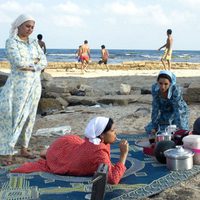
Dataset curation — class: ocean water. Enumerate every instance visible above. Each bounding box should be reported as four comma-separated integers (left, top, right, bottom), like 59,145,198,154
0,48,199,64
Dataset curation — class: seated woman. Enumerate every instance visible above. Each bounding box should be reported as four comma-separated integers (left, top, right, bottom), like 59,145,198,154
145,70,189,135
11,117,129,185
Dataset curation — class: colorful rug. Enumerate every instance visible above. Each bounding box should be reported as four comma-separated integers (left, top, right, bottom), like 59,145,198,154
1,133,200,200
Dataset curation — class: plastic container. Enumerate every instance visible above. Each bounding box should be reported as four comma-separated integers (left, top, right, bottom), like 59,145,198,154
183,135,200,165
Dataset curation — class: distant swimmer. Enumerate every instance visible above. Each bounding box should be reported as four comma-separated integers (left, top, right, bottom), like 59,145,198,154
98,45,109,72
37,34,46,54
80,40,90,73
158,29,173,70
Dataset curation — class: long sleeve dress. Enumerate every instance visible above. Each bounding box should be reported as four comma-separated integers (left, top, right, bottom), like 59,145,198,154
11,135,126,185
0,35,47,155
145,83,189,133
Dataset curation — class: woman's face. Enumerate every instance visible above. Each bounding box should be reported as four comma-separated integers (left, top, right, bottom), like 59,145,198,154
18,20,35,38
158,77,171,93
101,123,117,144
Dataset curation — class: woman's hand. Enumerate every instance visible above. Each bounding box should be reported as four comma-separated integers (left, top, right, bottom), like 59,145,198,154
151,129,157,134
119,139,129,165
34,58,40,64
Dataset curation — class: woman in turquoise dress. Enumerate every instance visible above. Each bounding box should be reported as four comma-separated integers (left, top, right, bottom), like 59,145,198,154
0,14,47,165
145,70,189,135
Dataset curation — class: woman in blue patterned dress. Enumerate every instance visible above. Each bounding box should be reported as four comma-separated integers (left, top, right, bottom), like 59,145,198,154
145,70,189,135
0,14,47,165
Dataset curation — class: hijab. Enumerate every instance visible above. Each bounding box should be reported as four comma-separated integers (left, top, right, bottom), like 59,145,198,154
10,14,35,37
84,117,109,145
156,70,176,99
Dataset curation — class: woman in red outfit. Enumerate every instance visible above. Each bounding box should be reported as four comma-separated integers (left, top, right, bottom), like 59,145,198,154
11,117,129,184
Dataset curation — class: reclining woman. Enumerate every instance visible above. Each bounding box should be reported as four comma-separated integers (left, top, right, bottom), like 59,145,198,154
11,117,129,184
145,70,189,135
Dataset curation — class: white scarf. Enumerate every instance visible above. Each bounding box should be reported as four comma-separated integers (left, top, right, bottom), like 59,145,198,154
84,117,109,145
10,14,35,37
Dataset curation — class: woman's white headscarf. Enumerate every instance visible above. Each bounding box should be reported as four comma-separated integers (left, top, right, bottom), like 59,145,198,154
156,70,176,99
84,117,109,145
10,14,35,37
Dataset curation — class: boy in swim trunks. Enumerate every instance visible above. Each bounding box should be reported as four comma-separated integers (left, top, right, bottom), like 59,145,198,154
98,45,109,71
158,29,173,70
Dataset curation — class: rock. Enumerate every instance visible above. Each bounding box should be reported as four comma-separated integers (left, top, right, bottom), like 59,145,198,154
78,84,94,96
98,95,138,106
78,84,92,92
184,82,200,103
38,98,63,114
65,96,97,106
141,88,151,94
56,97,69,107
41,72,53,81
133,107,150,118
120,83,131,95
43,79,71,93
71,89,86,96
42,91,60,98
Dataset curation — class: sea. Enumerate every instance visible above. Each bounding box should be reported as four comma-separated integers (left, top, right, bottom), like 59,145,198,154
0,49,199,64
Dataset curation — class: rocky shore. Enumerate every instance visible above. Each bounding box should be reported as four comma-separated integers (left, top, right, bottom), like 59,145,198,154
0,61,200,199
1,60,200,70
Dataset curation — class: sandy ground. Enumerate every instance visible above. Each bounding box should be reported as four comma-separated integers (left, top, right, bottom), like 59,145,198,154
1,68,200,199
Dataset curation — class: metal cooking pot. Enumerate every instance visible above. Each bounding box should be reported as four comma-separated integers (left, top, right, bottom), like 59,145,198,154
156,132,171,142
164,146,194,171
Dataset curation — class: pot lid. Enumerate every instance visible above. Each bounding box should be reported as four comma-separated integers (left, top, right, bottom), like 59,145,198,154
164,146,194,159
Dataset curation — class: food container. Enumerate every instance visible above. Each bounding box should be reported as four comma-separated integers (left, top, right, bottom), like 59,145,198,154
172,130,191,145
143,144,155,156
183,135,200,165
165,125,177,135
154,140,176,164
156,132,171,142
164,146,194,170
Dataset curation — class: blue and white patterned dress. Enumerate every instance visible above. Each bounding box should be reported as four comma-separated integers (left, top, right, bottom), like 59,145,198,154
145,83,189,133
0,35,47,155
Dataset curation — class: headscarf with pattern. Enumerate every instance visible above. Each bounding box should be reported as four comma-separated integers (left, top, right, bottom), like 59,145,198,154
155,70,176,99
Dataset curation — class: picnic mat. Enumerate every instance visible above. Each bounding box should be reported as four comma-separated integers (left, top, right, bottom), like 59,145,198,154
1,133,200,200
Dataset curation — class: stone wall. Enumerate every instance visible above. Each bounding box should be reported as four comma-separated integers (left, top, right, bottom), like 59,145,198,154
1,61,200,70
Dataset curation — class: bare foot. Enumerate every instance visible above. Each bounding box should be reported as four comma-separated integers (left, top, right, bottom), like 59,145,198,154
1,155,13,166
40,149,47,159
21,148,36,159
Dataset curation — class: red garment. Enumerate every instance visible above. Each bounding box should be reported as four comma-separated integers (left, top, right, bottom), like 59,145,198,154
11,135,126,184
80,54,89,62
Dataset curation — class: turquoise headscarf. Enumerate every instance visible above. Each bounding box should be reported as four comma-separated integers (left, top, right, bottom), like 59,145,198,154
155,70,176,99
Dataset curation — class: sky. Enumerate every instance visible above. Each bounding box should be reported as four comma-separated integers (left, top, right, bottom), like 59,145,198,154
0,0,199,50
